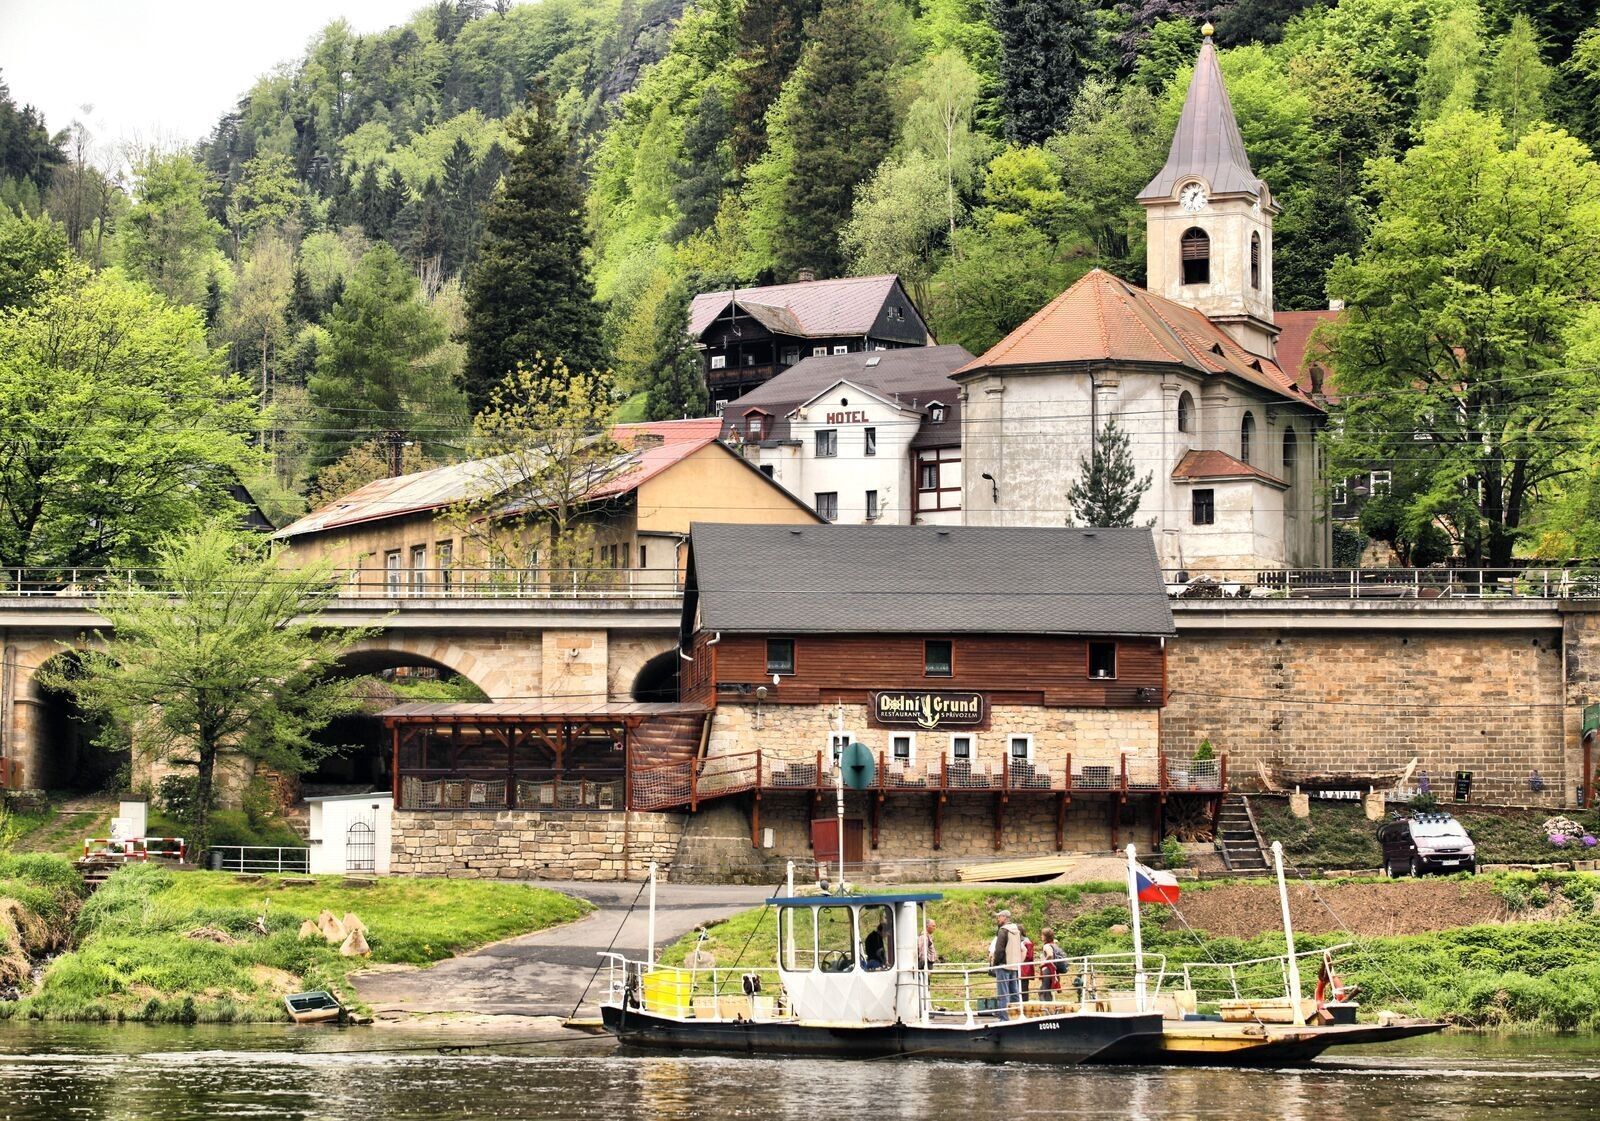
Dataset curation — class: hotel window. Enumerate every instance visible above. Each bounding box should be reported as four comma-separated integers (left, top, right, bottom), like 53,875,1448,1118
710,354,727,370
865,490,879,520
832,344,849,355
864,427,877,456
815,492,838,522
1088,641,1117,680
924,639,953,677
915,447,962,512
1181,227,1210,284
1192,488,1215,526
891,733,915,764
436,540,454,593
766,638,796,676
949,734,973,762
1332,478,1348,505
815,429,837,457
384,550,402,596
1240,410,1256,464
827,731,855,767
1371,470,1392,496
410,544,427,594
1009,735,1034,764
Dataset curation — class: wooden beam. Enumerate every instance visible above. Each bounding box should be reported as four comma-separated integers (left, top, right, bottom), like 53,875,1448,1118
1055,792,1067,852
870,794,881,850
933,794,944,851
993,793,1006,851
751,790,761,849
1109,798,1119,852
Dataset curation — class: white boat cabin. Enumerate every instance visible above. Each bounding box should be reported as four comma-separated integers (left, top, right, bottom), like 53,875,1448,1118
772,892,938,1024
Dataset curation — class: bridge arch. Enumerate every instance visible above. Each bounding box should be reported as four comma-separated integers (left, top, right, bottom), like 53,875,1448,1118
20,647,122,793
630,649,680,703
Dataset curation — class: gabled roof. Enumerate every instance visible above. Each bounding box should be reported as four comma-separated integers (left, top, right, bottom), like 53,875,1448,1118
276,420,730,540
689,275,908,339
954,269,1320,410
683,523,1175,637
1171,448,1287,488
718,345,972,445
1138,33,1264,203
1274,309,1340,400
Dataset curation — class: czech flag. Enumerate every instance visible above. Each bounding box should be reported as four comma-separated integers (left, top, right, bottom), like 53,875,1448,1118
1134,863,1181,905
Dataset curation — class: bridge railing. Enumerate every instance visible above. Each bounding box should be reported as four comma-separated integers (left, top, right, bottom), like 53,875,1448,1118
1164,567,1600,601
0,566,684,601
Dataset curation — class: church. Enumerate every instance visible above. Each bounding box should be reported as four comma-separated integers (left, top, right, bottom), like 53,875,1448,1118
956,27,1330,574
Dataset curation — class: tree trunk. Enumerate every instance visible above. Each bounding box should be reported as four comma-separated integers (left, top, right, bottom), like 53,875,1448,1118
194,742,217,858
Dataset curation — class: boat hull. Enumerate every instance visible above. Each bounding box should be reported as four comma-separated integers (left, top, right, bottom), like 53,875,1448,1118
600,1004,1165,1064
1089,1018,1448,1067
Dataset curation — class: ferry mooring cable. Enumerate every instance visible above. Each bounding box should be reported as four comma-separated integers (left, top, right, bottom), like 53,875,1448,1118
566,875,651,1022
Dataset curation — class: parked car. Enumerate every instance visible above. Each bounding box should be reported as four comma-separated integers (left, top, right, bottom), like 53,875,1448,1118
1376,813,1477,876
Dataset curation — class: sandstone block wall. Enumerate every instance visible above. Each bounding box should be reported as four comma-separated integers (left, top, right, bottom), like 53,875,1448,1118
1165,628,1570,805
391,809,685,881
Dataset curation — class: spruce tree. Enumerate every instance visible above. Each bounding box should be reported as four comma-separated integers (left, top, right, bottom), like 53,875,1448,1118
671,88,732,243
643,283,710,420
777,0,901,280
989,0,1093,146
1065,417,1152,527
462,92,606,415
729,0,823,170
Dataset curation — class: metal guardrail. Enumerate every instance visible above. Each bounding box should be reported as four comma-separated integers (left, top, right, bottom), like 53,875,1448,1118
208,845,310,873
0,567,683,601
1165,567,1600,600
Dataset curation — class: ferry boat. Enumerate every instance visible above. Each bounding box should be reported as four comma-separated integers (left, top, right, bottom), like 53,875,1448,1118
597,844,1445,1065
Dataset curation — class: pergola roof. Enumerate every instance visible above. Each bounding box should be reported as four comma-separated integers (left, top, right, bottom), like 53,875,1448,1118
379,701,707,722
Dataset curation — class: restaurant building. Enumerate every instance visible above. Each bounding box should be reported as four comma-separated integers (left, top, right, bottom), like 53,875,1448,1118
672,523,1224,860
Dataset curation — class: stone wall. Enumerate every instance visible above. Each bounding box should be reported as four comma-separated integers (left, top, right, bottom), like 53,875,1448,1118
1165,627,1571,805
391,809,685,881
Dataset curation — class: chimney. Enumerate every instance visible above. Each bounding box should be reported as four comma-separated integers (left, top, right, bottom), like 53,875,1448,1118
632,432,665,447
795,268,816,283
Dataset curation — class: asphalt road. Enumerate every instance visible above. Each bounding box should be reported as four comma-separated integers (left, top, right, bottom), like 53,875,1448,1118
351,881,771,1018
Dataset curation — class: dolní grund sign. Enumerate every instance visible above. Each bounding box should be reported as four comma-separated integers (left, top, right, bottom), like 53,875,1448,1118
871,690,986,730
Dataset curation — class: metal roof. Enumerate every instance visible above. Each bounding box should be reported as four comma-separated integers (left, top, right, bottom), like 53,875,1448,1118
379,701,708,720
685,523,1175,637
766,893,945,907
689,275,908,339
1138,34,1264,203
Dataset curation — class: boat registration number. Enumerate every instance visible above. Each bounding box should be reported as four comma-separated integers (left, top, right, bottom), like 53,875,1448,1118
1038,1023,1058,1030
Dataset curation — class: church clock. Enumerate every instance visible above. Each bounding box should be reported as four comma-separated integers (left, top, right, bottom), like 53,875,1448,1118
1179,183,1208,213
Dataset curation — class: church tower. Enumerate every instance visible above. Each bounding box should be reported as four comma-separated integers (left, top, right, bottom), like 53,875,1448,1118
1138,25,1278,359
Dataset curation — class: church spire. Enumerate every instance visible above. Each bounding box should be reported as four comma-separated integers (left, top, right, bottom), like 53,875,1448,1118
1138,26,1262,204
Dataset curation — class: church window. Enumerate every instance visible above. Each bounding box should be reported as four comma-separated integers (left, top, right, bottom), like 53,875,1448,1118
1177,391,1195,434
1250,232,1262,289
1240,411,1256,465
1282,426,1297,481
1181,228,1210,285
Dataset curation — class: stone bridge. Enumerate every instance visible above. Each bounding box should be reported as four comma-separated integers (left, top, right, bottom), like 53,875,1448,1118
4,587,1598,809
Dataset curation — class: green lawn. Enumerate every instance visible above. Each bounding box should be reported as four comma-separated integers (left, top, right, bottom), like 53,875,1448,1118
6,865,590,1022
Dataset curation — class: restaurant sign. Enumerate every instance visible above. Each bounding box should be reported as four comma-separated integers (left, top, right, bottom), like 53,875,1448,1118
871,691,986,730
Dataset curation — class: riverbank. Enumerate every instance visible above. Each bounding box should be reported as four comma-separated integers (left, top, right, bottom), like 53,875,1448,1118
0,855,85,995
662,873,1600,1031
0,864,590,1023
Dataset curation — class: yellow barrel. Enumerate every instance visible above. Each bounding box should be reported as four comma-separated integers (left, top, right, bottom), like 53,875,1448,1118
641,969,692,1016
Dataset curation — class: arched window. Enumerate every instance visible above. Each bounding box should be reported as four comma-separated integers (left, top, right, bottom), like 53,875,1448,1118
1240,411,1256,465
1177,391,1195,434
1181,227,1210,285
1282,426,1297,481
1250,232,1262,290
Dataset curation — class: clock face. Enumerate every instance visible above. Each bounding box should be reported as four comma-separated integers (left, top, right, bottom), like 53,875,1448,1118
1180,184,1208,213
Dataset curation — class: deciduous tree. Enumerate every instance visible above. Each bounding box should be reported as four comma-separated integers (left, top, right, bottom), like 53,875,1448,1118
119,152,224,307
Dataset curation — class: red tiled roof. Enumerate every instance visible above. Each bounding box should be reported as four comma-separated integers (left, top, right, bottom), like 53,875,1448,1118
1274,309,1340,400
614,417,724,442
1171,448,1286,487
688,275,903,339
954,268,1321,410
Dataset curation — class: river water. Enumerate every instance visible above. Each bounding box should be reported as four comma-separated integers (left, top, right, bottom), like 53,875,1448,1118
1,1026,1596,1120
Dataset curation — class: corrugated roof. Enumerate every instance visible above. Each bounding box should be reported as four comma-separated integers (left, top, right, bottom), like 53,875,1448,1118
379,701,707,720
689,275,905,339
718,345,972,446
954,269,1319,410
1139,34,1264,203
276,421,726,540
685,523,1174,637
1274,309,1340,400
1171,448,1286,487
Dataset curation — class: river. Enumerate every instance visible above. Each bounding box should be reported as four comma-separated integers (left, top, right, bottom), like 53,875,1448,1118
1,1027,1596,1120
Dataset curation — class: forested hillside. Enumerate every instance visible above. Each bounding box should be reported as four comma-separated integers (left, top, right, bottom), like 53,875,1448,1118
3,0,1600,562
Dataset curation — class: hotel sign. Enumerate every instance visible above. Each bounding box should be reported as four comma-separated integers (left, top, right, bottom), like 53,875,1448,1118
871,691,986,730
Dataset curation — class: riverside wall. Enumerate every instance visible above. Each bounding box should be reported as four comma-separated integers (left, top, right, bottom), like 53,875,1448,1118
389,809,685,881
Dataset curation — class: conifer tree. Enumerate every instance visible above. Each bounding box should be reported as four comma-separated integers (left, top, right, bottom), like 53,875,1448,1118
1065,416,1152,527
729,0,823,170
642,282,710,420
462,92,606,414
989,0,1093,146
671,88,732,243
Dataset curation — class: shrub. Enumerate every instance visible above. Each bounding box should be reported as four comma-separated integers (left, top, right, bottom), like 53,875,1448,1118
1193,739,1215,762
1160,836,1186,869
1410,792,1439,813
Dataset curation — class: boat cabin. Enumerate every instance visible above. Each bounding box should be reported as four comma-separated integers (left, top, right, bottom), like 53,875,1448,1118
771,892,940,1024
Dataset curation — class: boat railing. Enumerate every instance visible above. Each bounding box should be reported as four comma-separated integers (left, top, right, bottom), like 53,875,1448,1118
598,953,794,1021
924,953,1169,1021
1179,942,1355,1002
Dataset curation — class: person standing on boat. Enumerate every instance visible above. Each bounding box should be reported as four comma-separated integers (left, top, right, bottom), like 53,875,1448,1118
1019,928,1036,1002
1036,927,1062,1001
917,919,939,969
990,910,1023,1019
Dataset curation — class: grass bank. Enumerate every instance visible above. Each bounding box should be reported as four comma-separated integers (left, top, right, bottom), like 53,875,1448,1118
2,865,590,1023
0,854,86,989
664,873,1600,1032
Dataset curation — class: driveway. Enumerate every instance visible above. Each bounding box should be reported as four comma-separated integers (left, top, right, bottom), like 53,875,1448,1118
351,881,771,1019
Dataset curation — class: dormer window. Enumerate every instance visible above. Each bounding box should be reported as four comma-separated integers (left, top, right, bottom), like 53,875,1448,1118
1181,227,1210,285
930,404,945,423
746,412,768,440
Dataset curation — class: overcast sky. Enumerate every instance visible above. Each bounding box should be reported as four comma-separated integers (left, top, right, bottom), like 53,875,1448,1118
0,0,427,159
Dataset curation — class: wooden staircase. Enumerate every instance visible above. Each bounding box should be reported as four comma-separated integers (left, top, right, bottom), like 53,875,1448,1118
1217,794,1269,874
